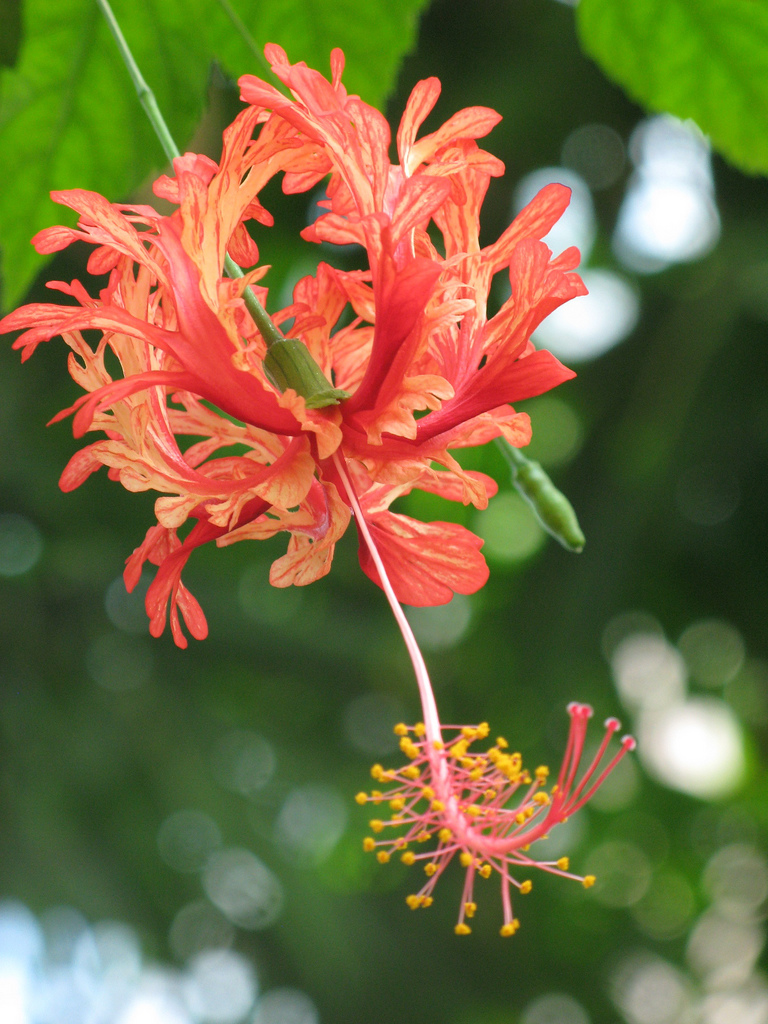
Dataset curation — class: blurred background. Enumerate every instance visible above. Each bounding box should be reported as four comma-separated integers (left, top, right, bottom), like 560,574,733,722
1,0,768,1022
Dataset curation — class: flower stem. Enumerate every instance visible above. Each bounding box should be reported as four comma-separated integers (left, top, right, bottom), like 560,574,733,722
332,453,441,744
95,0,346,408
496,439,585,553
95,0,180,163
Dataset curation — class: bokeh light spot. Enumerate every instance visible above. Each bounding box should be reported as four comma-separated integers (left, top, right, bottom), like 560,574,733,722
169,901,234,963
561,122,626,191
614,115,720,273
678,619,745,689
274,784,347,866
183,949,257,1024
210,731,276,799
631,870,696,940
611,633,687,711
638,698,746,799
586,840,652,908
687,909,764,988
157,811,222,874
602,611,664,663
611,954,692,1024
703,845,768,921
343,692,407,755
473,491,546,563
522,395,584,468
533,268,639,363
406,595,472,651
105,572,152,634
203,848,284,930
521,992,590,1024
252,988,320,1024
0,514,43,577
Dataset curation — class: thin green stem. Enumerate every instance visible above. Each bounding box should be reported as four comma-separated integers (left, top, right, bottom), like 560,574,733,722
95,0,346,406
95,0,180,163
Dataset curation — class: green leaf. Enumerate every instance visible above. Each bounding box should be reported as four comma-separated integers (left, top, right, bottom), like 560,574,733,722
0,0,429,311
0,0,23,68
576,0,768,176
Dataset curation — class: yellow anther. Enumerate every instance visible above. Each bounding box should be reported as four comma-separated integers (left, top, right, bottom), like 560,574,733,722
394,837,407,849
464,902,477,918
533,792,550,806
371,764,383,780
400,738,419,759
401,851,415,865
416,831,430,843
476,722,490,738
406,894,421,910
381,770,397,782
449,740,469,759
460,852,473,868
454,923,472,936
583,875,596,889
363,837,376,852
535,765,550,779
496,736,509,749
424,863,438,877
479,864,492,879
431,800,445,813
371,790,383,804
438,828,452,843
460,758,475,770
520,880,532,894
500,923,516,937
469,768,483,782
369,819,384,833
414,722,426,736
403,765,420,779
421,787,435,800
484,789,497,801
487,747,500,763
394,723,409,736
521,844,530,852
376,850,390,864
461,726,477,740
557,857,570,871
432,740,444,751
389,798,405,811
466,805,482,817
355,792,368,805
422,896,433,907
515,812,526,825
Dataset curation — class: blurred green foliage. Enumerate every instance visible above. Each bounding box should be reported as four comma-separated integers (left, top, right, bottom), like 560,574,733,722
0,0,428,309
1,1,768,1022
578,0,768,175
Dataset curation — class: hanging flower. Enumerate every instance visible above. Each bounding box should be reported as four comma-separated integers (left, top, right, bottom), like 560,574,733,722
333,452,635,937
356,707,635,936
1,46,585,645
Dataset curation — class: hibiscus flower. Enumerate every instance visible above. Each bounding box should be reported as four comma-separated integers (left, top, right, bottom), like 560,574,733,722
1,47,584,645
